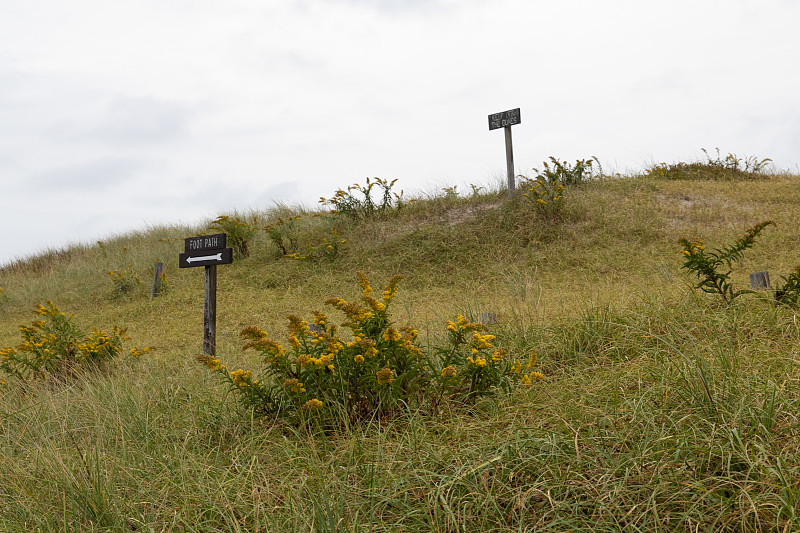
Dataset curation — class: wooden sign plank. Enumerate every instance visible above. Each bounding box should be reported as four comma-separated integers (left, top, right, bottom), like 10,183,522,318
178,248,233,268
488,108,521,130
185,233,227,253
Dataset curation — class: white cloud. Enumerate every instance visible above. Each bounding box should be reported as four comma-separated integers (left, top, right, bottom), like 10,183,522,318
0,0,799,265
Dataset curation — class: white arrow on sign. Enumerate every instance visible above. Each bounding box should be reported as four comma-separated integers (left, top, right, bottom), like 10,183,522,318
186,252,223,263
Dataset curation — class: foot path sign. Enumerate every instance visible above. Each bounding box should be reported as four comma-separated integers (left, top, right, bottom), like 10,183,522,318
178,233,234,356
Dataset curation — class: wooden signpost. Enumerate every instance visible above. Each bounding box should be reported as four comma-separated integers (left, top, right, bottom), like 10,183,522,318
179,233,234,356
488,108,521,197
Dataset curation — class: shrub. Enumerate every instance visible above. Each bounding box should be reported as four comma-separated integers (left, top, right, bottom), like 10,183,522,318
286,227,347,262
679,221,774,304
648,148,773,181
532,156,597,186
265,216,347,262
517,176,565,219
107,265,141,296
209,215,258,259
198,273,539,425
264,216,303,256
319,178,406,220
0,302,148,382
514,157,596,220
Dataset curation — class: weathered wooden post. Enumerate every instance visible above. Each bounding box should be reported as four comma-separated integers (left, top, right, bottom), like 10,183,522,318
179,233,233,356
204,264,217,355
480,312,497,325
750,271,770,290
488,108,521,197
150,261,164,300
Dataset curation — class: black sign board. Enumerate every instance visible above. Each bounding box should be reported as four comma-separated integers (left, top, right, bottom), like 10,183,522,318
185,233,227,253
488,108,521,130
179,247,233,268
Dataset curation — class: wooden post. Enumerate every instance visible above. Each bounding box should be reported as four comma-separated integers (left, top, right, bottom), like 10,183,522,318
150,261,164,300
504,126,515,197
750,271,770,290
204,264,217,356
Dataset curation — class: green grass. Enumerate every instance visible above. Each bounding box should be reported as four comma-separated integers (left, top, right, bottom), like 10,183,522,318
1,162,799,531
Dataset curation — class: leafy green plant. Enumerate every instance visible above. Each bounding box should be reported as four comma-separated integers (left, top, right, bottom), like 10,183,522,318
198,273,538,425
209,214,258,259
286,227,347,262
514,156,596,220
517,176,565,219
319,178,406,220
442,186,459,200
776,265,800,307
107,265,140,296
264,215,303,256
679,221,774,304
532,156,597,186
0,302,148,382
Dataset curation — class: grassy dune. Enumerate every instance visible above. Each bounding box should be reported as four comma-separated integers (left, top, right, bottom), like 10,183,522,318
1,166,799,531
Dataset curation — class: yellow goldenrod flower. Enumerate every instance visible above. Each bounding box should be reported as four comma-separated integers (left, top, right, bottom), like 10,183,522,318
376,367,395,385
230,369,253,388
303,398,323,410
383,328,401,342
354,354,365,363
441,365,457,378
197,354,225,372
525,350,538,369
357,271,373,296
283,378,306,395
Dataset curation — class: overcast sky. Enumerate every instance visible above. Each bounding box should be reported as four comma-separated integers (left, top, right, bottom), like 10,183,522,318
1,0,798,265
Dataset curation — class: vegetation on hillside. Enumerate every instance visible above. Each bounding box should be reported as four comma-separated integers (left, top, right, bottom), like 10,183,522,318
1,153,799,531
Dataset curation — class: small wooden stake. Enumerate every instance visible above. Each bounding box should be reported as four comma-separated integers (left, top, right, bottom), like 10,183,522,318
204,264,217,356
750,271,770,290
150,261,164,300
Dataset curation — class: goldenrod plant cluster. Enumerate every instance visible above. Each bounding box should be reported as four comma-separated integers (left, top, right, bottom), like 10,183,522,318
518,178,565,218
532,156,597,186
198,272,541,425
0,301,149,382
107,265,141,296
516,157,596,220
319,177,407,219
209,214,258,259
287,227,347,262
